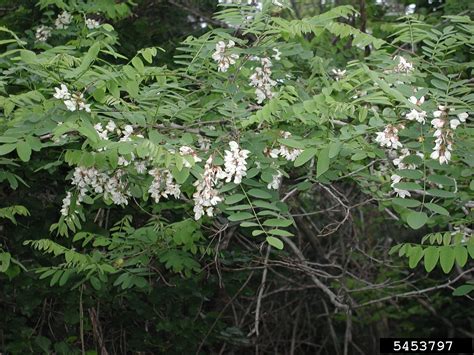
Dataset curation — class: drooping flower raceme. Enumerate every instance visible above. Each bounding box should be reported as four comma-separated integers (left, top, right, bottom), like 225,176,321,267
223,141,250,184
55,11,72,29
60,192,73,216
249,57,277,104
429,106,468,164
148,169,181,203
375,124,403,149
212,40,239,72
193,156,226,220
71,166,131,206
35,25,52,42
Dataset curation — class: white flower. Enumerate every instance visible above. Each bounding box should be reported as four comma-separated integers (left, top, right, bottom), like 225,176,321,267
35,25,52,42
405,109,427,124
60,192,72,216
269,148,280,159
279,146,302,161
409,96,425,105
449,112,468,129
197,135,211,151
267,131,302,161
394,56,414,73
123,125,133,135
223,141,250,184
148,169,181,203
94,123,109,140
392,148,415,170
179,146,202,168
106,120,116,132
255,88,266,103
134,161,147,174
63,99,77,112
119,125,134,141
71,166,130,205
53,84,70,100
450,119,461,130
457,112,468,121
193,156,225,220
267,171,282,190
390,174,411,198
431,118,445,128
63,92,91,112
429,105,455,165
331,68,346,81
212,40,239,72
249,57,277,103
85,18,100,29
272,48,281,60
55,11,72,29
118,156,130,166
375,125,403,149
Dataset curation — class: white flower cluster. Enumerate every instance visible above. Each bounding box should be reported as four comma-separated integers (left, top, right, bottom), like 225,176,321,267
193,156,227,220
392,148,424,170
389,149,425,198
85,18,100,29
390,174,411,199
148,169,181,203
93,121,136,142
55,11,72,29
393,56,414,73
331,68,346,81
35,25,52,42
179,146,202,167
269,131,302,161
212,40,239,72
217,0,282,8
223,141,250,184
61,192,74,216
375,124,403,149
249,57,277,104
134,161,147,174
71,166,131,206
272,48,281,60
218,0,262,7
267,171,282,190
405,96,427,124
53,84,91,112
430,106,468,164
197,135,211,151
94,122,113,140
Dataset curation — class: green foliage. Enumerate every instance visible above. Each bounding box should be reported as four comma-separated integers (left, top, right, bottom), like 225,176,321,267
0,0,472,353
